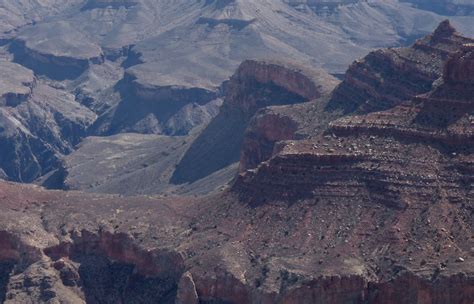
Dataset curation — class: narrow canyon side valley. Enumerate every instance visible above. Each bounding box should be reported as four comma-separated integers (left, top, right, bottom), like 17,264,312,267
0,1,473,303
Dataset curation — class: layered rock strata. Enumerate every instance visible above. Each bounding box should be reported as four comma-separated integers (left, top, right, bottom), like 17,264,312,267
236,31,473,207
171,60,339,184
327,20,473,114
10,22,103,80
0,21,473,304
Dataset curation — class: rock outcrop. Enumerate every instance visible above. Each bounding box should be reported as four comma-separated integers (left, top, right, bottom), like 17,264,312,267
444,43,474,84
239,110,299,172
0,183,187,303
171,60,339,184
327,20,473,114
175,272,199,304
235,24,474,207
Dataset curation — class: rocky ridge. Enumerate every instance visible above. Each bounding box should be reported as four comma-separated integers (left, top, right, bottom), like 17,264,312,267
90,69,220,136
170,59,339,184
327,20,473,114
236,22,473,205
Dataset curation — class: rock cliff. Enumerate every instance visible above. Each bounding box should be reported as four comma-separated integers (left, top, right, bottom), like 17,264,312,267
239,111,299,172
10,22,103,80
327,20,473,114
171,60,339,184
236,24,473,207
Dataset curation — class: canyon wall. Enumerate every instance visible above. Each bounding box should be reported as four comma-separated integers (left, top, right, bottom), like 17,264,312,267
171,60,339,184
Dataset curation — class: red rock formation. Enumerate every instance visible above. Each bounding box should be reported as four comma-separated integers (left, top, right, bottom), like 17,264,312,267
240,111,298,172
45,230,185,278
231,23,473,302
235,29,473,207
327,20,473,113
171,59,339,184
233,60,338,103
444,43,474,85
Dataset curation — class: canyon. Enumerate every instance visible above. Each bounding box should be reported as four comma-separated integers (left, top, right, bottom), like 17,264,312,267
0,0,473,303
0,0,474,190
0,20,472,303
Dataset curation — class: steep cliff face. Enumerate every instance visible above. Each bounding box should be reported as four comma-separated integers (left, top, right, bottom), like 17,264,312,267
240,111,299,172
327,20,473,114
0,184,188,303
229,60,337,103
3,231,184,303
226,27,474,302
10,22,103,80
171,60,339,184
235,26,473,206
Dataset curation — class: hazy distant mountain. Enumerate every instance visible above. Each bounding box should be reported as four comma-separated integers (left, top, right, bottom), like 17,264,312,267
402,0,474,15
